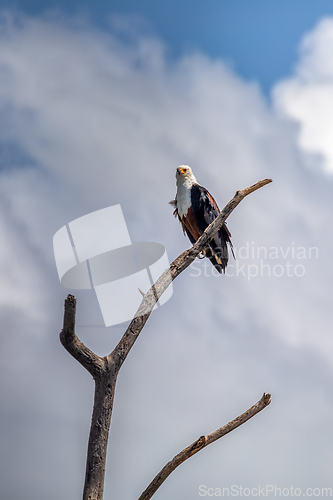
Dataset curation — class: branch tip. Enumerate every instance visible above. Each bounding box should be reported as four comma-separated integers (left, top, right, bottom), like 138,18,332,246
65,293,76,309
262,393,271,405
240,178,273,197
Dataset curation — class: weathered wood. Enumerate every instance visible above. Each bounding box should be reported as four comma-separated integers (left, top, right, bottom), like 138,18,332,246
60,295,105,378
138,393,271,500
59,178,272,500
83,367,117,500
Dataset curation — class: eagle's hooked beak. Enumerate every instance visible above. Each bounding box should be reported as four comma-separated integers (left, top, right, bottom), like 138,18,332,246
177,167,186,175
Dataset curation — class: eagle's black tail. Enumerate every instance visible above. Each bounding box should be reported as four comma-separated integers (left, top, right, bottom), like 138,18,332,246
206,223,234,274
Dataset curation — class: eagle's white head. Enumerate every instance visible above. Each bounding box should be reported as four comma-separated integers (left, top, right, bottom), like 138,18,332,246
176,165,197,189
175,165,198,217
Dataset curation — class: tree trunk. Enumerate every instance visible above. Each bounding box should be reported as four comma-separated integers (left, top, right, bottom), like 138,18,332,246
83,364,117,500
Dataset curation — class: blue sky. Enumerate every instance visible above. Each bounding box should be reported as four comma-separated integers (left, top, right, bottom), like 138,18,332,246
1,3,333,500
4,0,333,91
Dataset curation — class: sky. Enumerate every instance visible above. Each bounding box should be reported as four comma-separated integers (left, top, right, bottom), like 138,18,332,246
4,0,333,92
0,2,333,500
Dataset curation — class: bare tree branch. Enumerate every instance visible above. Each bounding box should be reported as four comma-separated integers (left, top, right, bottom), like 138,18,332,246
138,393,271,500
60,294,105,378
109,178,272,369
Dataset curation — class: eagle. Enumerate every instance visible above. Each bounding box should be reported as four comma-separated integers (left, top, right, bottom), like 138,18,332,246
170,165,234,273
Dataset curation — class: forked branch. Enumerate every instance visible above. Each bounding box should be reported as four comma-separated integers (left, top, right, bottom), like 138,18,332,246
138,393,271,500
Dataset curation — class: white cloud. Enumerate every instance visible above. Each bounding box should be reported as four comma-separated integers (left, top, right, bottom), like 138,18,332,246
274,17,333,174
0,11,332,500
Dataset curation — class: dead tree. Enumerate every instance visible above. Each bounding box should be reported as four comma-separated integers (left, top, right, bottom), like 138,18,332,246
60,179,272,500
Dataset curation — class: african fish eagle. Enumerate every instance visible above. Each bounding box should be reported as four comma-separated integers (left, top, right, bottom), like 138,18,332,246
170,165,234,273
